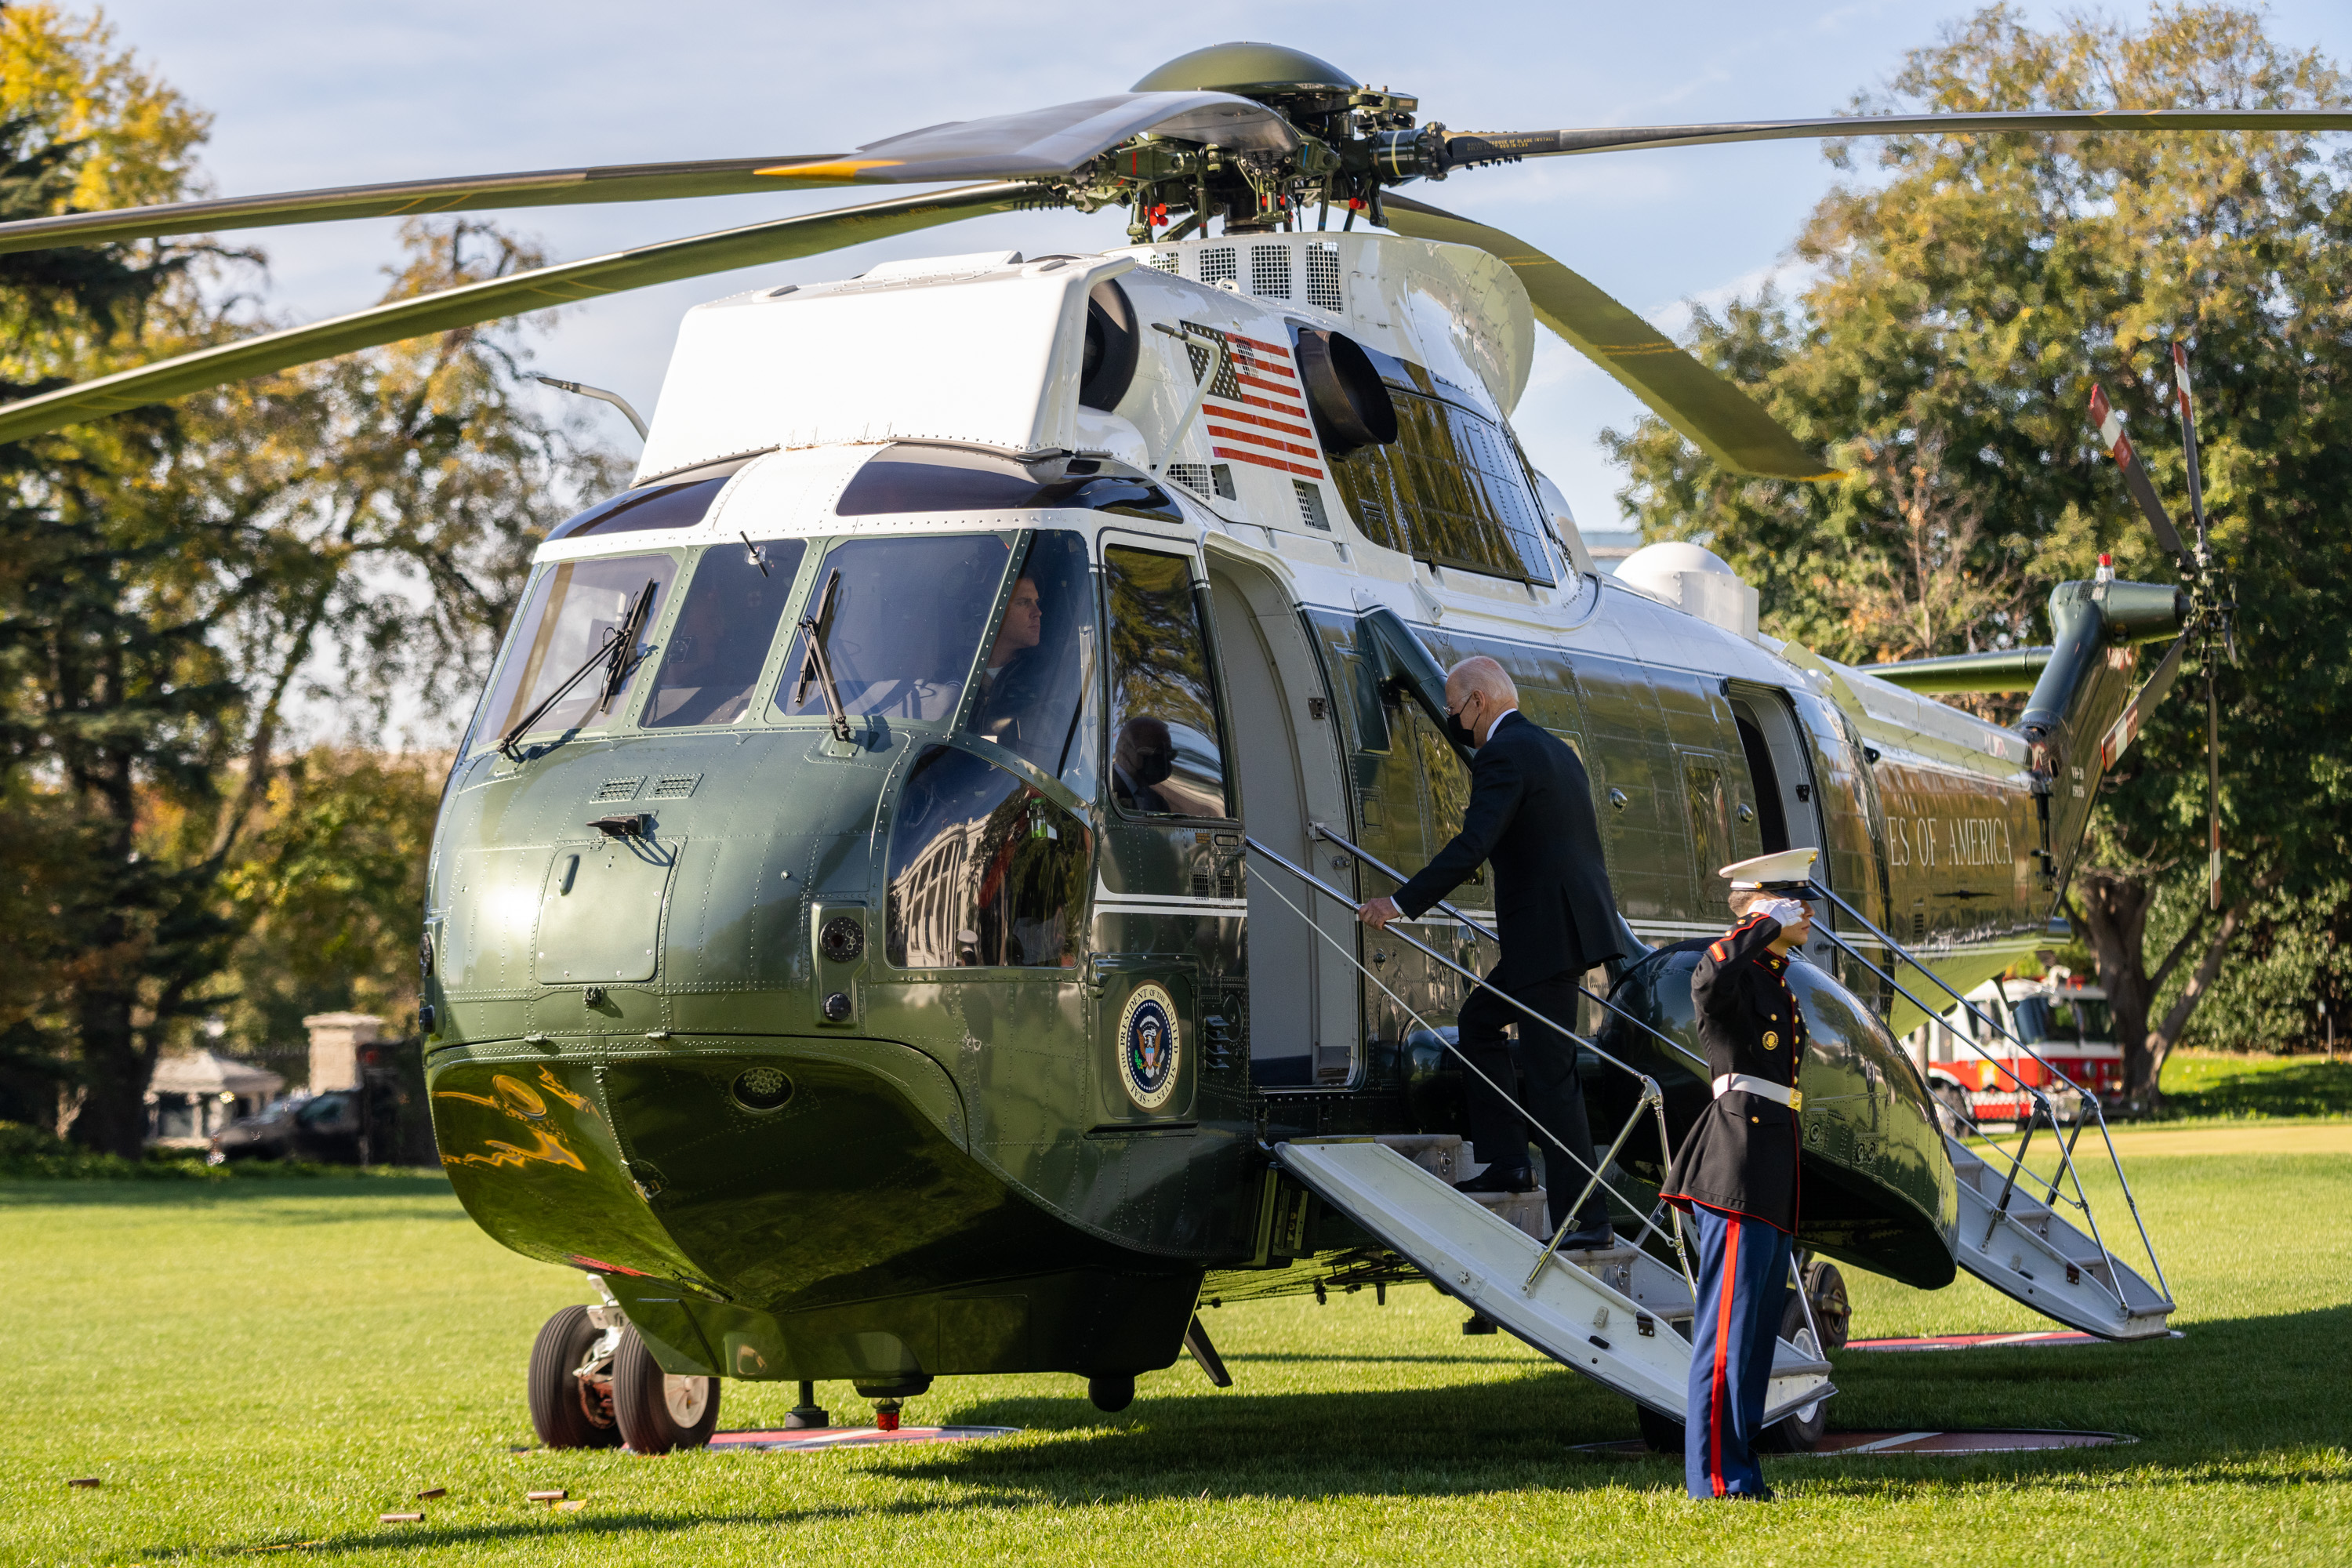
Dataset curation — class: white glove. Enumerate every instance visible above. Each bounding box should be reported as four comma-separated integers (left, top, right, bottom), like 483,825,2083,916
1754,897,1809,927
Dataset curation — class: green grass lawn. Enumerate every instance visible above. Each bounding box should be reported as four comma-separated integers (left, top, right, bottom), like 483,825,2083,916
5,1149,2347,1566
2158,1050,2352,1123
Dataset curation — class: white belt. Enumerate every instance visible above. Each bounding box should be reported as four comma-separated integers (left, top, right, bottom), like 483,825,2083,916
1715,1073,1802,1112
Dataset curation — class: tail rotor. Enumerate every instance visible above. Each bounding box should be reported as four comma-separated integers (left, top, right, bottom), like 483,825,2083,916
2087,343,2237,911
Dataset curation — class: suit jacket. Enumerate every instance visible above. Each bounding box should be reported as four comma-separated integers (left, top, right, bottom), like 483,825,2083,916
1659,912,1806,1232
1392,710,1626,986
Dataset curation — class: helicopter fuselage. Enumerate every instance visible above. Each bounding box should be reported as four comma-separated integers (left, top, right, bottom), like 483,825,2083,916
421,231,2162,1390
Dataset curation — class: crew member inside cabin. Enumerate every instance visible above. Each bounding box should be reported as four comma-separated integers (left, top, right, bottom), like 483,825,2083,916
971,575,1045,742
1356,655,1625,1248
1659,850,1815,1502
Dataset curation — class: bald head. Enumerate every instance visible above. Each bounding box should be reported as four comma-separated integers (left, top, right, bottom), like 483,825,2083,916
1443,656,1519,746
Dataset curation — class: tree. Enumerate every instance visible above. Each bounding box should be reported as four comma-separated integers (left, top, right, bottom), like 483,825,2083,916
0,8,624,1150
1603,4,2352,1102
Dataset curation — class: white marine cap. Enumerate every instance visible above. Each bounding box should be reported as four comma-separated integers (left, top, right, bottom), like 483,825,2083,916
1718,848,1820,891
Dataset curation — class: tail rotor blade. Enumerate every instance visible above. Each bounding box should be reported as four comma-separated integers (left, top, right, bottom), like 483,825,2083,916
2206,660,2223,911
2171,343,2209,547
2089,383,2197,576
2096,633,2190,771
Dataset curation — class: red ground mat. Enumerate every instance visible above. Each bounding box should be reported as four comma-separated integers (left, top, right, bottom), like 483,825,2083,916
1846,1330,2107,1352
1577,1428,2132,1457
707,1425,1018,1452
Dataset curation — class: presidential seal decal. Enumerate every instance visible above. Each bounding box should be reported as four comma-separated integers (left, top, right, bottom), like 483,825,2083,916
1118,983,1181,1111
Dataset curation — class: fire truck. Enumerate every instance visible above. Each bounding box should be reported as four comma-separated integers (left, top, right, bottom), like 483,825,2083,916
1909,971,2122,1129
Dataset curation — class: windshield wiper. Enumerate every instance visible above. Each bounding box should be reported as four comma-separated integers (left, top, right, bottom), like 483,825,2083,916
496,579,658,761
793,568,854,742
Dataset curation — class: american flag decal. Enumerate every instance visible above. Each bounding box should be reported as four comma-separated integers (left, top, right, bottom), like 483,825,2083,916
1179,323,1327,481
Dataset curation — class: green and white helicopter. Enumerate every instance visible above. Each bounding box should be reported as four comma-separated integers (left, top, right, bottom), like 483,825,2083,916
3,40,2311,1454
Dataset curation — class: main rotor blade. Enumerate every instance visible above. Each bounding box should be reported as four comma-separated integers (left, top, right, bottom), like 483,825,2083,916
2089,383,2196,575
1380,193,1836,481
0,91,1292,256
2096,634,2190,771
0,182,1032,446
0,153,851,256
1443,107,2352,164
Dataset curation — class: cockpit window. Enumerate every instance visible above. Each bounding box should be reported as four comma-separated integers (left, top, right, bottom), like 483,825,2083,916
475,554,677,750
1103,546,1231,819
962,530,1098,793
837,444,1181,522
774,533,1013,725
546,475,729,543
643,539,808,728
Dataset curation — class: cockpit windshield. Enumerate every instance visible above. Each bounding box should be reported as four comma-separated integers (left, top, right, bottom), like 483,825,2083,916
475,554,677,750
775,534,1016,725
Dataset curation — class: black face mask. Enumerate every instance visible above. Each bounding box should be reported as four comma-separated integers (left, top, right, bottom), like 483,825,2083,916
1444,710,1476,750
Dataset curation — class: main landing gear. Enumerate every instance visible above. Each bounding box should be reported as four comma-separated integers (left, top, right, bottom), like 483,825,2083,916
528,1305,720,1454
1633,1257,1849,1456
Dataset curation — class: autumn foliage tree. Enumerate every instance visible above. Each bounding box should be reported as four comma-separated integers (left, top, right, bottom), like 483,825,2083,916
0,6,622,1151
1604,4,2352,1100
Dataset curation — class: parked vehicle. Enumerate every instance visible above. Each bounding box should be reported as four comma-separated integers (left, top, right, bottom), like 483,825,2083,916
1909,969,2119,1128
205,1091,364,1164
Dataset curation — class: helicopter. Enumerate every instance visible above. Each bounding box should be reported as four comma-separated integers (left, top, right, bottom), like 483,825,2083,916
0,40,2321,1456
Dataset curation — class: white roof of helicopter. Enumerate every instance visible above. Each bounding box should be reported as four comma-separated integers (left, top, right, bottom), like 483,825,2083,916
573,226,2031,786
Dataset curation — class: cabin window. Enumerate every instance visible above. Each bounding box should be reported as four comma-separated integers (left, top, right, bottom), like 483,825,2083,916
884,745,1090,969
1103,546,1232,819
476,553,678,749
775,533,1014,724
1325,393,1557,586
961,530,1098,793
546,475,731,542
642,539,808,728
837,443,1181,522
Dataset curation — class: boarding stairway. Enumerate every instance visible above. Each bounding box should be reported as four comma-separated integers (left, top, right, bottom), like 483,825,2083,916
1245,836,1835,1431
1788,881,2178,1341
1278,1132,1833,1429
1246,824,2173,1398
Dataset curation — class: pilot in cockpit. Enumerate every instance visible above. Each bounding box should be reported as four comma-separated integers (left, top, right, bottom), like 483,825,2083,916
971,575,1046,745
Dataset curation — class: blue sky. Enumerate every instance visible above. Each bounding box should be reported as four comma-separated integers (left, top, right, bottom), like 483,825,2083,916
83,0,2352,532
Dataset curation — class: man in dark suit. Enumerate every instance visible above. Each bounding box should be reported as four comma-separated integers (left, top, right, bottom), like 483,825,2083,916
1357,655,1626,1247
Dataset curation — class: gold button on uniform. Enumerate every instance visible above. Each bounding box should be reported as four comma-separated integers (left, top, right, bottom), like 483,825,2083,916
1762,1030,1779,1050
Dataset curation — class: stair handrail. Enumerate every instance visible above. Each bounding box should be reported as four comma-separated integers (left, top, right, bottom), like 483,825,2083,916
1799,880,2172,1311
1305,822,1709,1073
1242,837,1693,1290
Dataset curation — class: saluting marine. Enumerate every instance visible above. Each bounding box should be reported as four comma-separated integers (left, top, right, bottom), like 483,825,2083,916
1660,848,1818,1502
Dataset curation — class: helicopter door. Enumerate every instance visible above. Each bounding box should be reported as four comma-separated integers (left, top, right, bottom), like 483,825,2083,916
1094,540,1243,1129
1207,555,1359,1088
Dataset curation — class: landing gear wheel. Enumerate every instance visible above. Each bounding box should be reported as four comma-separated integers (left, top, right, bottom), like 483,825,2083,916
1802,1260,1851,1352
1087,1373,1135,1413
1759,1293,1829,1453
528,1305,622,1450
1635,1403,1685,1454
609,1324,720,1453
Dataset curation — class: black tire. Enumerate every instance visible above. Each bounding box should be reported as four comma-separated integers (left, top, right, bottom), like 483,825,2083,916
528,1305,622,1450
1635,1403,1686,1454
1804,1261,1852,1352
609,1324,720,1453
1087,1373,1135,1413
1759,1291,1830,1452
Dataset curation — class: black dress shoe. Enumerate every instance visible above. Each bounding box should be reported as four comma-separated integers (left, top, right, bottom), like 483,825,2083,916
1553,1222,1617,1252
1457,1164,1535,1194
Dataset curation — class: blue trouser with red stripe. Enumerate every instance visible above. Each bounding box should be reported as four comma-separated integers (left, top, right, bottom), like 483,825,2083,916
1684,1203,1793,1500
